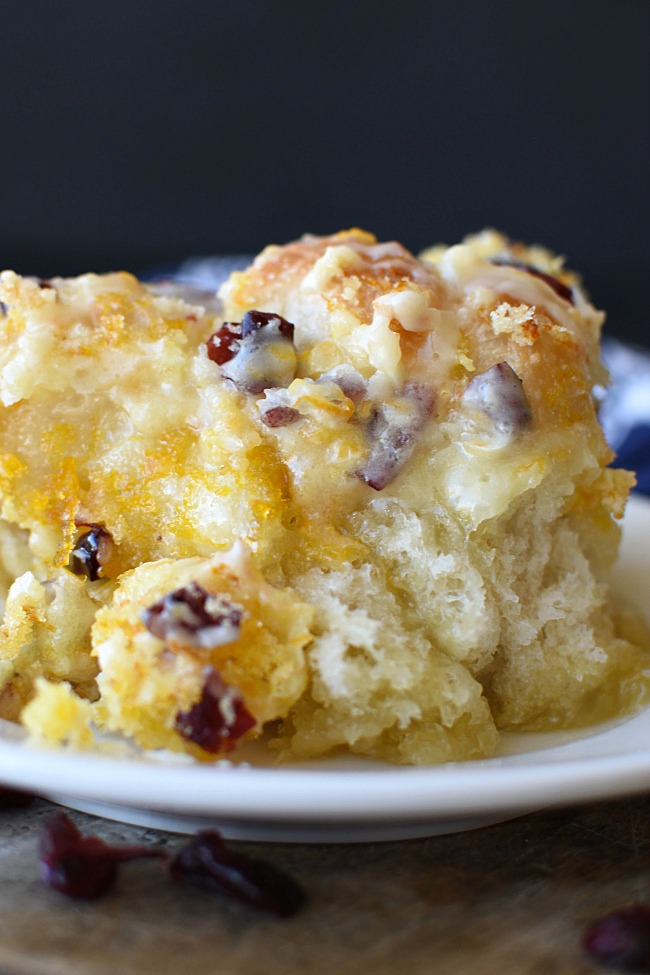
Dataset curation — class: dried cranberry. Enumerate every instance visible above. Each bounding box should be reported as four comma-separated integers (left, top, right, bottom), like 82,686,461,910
0,786,35,809
39,812,165,899
357,384,435,491
141,582,243,649
170,830,305,917
260,406,301,428
206,312,294,370
583,905,650,972
490,258,574,304
208,310,298,395
175,667,255,753
240,310,294,341
68,525,112,582
206,322,242,365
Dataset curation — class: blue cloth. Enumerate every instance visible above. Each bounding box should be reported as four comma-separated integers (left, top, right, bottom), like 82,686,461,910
601,340,650,496
615,424,650,495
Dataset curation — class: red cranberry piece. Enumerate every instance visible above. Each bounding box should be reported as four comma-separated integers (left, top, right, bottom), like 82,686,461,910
583,905,650,972
260,406,301,428
26,276,56,292
357,384,436,491
175,667,256,753
490,258,574,304
68,525,112,582
39,812,165,899
207,310,297,394
170,830,305,917
206,322,242,365
141,582,243,649
0,786,35,809
240,310,294,341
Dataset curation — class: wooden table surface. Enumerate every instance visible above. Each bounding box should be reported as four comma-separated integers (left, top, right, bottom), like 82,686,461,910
0,794,647,975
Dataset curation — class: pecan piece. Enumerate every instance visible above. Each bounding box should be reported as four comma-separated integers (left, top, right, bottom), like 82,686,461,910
260,406,302,428
462,361,532,442
357,384,436,491
490,258,574,304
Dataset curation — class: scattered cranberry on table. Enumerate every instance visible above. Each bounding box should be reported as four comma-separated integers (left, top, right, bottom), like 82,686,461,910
39,811,166,899
583,905,650,973
170,830,306,917
37,813,306,916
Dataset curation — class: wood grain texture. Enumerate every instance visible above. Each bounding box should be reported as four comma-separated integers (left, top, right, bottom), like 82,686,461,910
0,796,647,975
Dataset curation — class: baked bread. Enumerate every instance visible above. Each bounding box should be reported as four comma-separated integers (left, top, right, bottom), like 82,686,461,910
0,230,648,764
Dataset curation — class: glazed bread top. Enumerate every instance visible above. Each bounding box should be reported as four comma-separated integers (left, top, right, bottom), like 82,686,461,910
0,230,645,763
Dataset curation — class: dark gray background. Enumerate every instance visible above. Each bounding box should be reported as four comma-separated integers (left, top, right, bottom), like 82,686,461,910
1,1,648,346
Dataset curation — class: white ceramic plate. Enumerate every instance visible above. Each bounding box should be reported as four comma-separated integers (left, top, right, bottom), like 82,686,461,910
0,495,649,843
